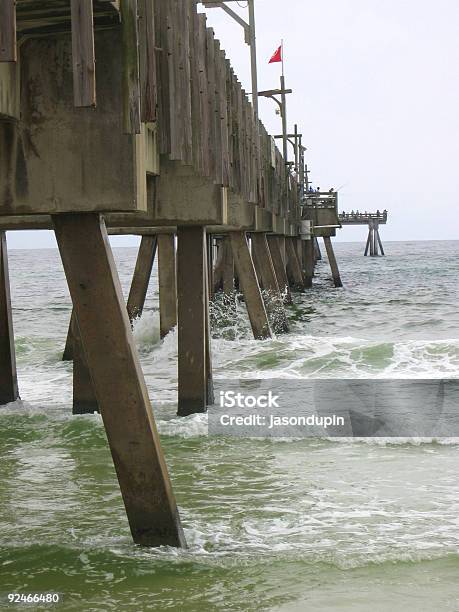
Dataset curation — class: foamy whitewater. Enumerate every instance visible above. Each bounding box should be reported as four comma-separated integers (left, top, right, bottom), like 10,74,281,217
1,240,458,611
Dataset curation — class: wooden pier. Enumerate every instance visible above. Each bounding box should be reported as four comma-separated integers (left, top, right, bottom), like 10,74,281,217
339,211,388,256
0,0,344,547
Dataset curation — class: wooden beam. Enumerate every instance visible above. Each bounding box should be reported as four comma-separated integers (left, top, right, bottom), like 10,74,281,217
0,0,16,63
70,0,96,107
0,232,19,405
177,226,207,416
157,234,177,339
138,0,157,122
229,232,271,340
52,213,185,548
127,235,157,322
121,0,141,133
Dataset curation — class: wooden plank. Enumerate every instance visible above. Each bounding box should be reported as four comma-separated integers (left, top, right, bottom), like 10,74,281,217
180,0,192,164
70,0,96,107
0,232,19,405
189,1,202,174
138,0,157,122
229,232,271,340
121,0,141,133
167,0,180,159
53,213,186,548
155,0,171,154
219,49,230,186
0,0,16,62
127,235,157,321
197,14,211,176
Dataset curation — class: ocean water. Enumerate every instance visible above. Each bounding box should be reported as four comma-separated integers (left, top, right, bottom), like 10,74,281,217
1,239,458,611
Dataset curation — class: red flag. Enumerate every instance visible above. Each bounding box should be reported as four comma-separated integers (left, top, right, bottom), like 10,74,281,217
269,45,282,64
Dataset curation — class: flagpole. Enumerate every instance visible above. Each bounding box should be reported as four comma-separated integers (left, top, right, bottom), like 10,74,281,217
281,38,284,78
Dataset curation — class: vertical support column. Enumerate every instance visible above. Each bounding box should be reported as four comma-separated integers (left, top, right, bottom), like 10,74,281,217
0,0,16,62
314,237,322,261
267,235,292,304
229,232,271,340
177,226,207,417
70,0,96,107
285,237,304,290
252,234,289,333
72,315,99,415
52,213,185,548
63,310,75,361
376,230,385,256
277,235,287,271
0,232,19,405
157,234,177,339
323,236,343,288
127,235,157,322
204,239,214,406
207,234,214,300
221,237,235,294
364,229,371,257
370,226,375,257
303,238,315,289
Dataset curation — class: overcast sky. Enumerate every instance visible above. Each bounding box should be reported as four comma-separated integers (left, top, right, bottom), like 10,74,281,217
7,0,459,248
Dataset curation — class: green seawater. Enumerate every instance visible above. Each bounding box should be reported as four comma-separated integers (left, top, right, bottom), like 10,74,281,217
1,240,459,611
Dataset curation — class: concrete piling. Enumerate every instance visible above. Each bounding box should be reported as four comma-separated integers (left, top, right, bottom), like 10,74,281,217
252,233,289,333
229,232,271,340
0,232,19,406
127,235,158,322
286,237,304,290
267,235,292,304
323,236,343,288
157,234,177,339
177,226,208,417
53,213,186,548
72,315,99,415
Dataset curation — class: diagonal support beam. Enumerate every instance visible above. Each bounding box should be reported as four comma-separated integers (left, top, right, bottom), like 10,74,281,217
53,213,185,548
127,235,158,322
229,232,271,340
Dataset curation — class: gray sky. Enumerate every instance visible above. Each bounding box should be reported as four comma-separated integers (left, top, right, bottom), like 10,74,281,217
7,0,459,248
